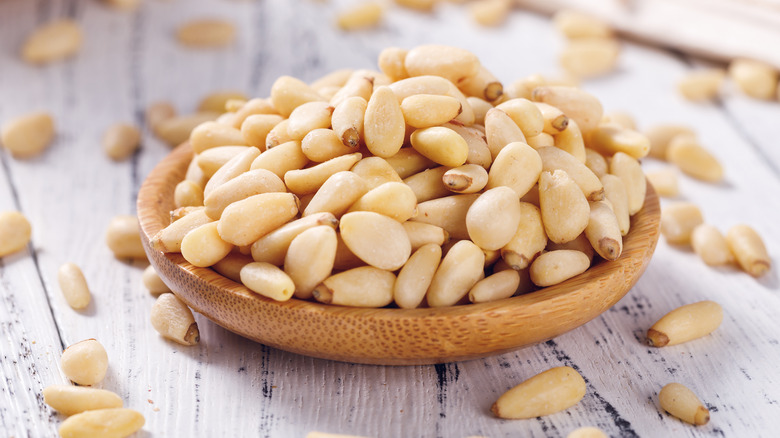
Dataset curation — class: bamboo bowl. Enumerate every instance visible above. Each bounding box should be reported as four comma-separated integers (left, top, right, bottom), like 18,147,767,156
138,143,661,365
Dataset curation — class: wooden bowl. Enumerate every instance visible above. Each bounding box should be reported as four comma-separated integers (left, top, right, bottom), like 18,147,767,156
138,143,661,365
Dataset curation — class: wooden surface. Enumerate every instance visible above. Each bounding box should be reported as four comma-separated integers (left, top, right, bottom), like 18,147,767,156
1,0,779,437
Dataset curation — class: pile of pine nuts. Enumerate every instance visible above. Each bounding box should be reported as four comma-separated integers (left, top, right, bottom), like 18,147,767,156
150,44,651,309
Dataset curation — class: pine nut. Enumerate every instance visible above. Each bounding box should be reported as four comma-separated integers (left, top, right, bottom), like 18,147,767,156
284,153,361,195
445,122,492,169
484,108,527,159
174,180,203,209
241,114,285,149
559,38,620,79
427,240,485,307
61,339,108,386
486,141,542,198
231,98,279,129
155,112,219,147
378,47,409,82
404,44,480,85
58,408,144,438
458,66,504,102
58,263,91,310
330,72,376,108
666,136,723,183
691,224,734,266
364,86,406,158
538,146,604,201
394,243,442,309
203,147,261,198
599,174,630,236
196,146,249,178
588,124,650,159
526,132,555,149
142,265,171,295
501,202,547,270
151,208,212,253
151,292,200,345
347,182,417,222
282,226,338,299
609,152,646,216
678,69,725,101
645,168,680,198
313,266,395,307
250,140,309,179
21,19,83,64
660,202,704,245
331,96,367,148
410,126,469,167
469,269,520,303
554,120,586,163
546,232,595,263
181,222,234,267
0,211,32,257
530,250,590,287
647,300,723,347
212,253,253,283
532,86,604,134
351,156,403,189
466,187,522,251
336,2,383,31
491,366,586,419
1,111,55,158
643,124,696,160
402,221,449,251
204,169,285,219
401,94,462,128
339,211,411,270
584,148,607,177
467,97,492,125
146,101,177,132
106,215,147,259
658,383,710,425
539,170,590,244
218,192,299,246
301,129,352,163
728,58,778,100
235,261,295,301
412,194,479,240
585,200,622,260
534,102,569,134
496,98,544,138
248,212,337,264
190,121,248,155
198,91,248,113
287,101,334,140
566,427,608,438
553,10,613,39
443,164,489,194
43,385,123,416
469,0,512,27
304,171,369,218
727,224,771,277
177,19,236,48
602,111,637,131
270,76,326,118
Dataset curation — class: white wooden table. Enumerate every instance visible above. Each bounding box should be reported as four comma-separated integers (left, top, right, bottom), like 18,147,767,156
1,1,779,437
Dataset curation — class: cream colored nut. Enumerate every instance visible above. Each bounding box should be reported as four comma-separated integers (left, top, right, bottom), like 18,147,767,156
364,86,406,158
402,221,449,251
301,128,355,163
485,108,527,159
61,339,108,386
404,44,480,85
539,170,590,244
336,2,383,30
486,141,541,198
388,75,451,103
43,385,122,417
393,243,442,309
250,140,308,179
270,76,326,118
231,98,278,129
647,300,723,347
530,250,590,287
691,224,735,266
155,112,219,147
21,19,82,64
333,233,364,270
666,136,723,183
553,119,586,163
151,293,200,345
443,164,488,194
284,226,338,299
251,213,339,266
532,86,604,134
553,10,613,39
584,148,607,177
396,0,437,11
469,269,520,303
331,96,367,148
241,114,285,149
378,47,409,82
203,147,261,199
190,121,248,155
314,266,395,307
150,208,212,253
0,211,32,257
58,263,91,310
444,122,492,169
411,194,479,240
727,224,771,277
467,97,492,125
660,202,703,245
659,383,710,426
350,156,403,189
284,152,361,195
218,192,299,246
410,126,469,167
566,427,608,438
59,408,144,438
196,146,251,178
546,232,595,263
610,152,646,216
347,182,417,222
401,94,462,128
602,111,637,131
534,102,569,135
466,187,522,251
239,262,296,302
500,202,547,270
496,98,544,138
303,171,368,218
339,211,411,270
585,200,622,260
506,74,547,100
212,253,253,283
470,0,512,27
328,71,375,108
181,222,234,267
146,101,177,132
142,265,170,295
106,215,147,259
458,65,504,102
177,19,236,48
426,240,485,307
525,133,555,149
174,180,204,208
266,120,294,150
728,58,779,100
287,101,334,140
1,111,55,158
198,91,247,113
588,124,650,159
559,38,620,79
645,168,679,198
491,366,586,419
599,174,630,236
538,146,604,201
644,125,696,160
678,69,725,101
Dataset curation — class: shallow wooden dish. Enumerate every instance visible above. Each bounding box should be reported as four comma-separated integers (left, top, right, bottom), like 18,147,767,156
138,143,661,365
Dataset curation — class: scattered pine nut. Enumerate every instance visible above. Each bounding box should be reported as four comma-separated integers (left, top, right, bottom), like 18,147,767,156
58,263,91,310
553,10,613,39
21,19,83,64
691,224,735,266
198,91,248,114
58,408,144,438
491,366,586,419
728,58,778,100
666,136,723,183
106,215,148,259
1,111,55,158
151,293,200,345
645,168,679,198
142,265,171,295
647,301,723,347
336,2,383,31
60,339,109,386
102,123,141,161
678,69,725,101
660,202,703,245
567,427,608,438
727,224,771,277
470,0,512,27
43,385,123,416
177,19,236,48
658,383,710,425
559,38,620,78
0,211,32,257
